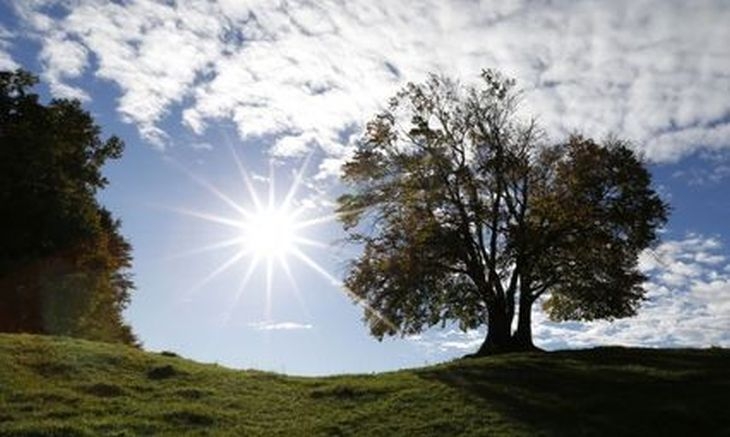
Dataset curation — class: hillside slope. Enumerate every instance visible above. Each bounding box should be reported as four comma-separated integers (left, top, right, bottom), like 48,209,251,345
0,334,728,436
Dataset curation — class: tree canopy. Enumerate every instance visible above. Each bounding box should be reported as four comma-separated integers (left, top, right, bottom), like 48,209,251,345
0,69,136,345
337,70,668,354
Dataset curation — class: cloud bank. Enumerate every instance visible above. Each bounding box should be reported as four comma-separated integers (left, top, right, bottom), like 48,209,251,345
9,0,730,171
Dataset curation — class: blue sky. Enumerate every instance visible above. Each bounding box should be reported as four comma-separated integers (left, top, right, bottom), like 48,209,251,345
1,0,729,375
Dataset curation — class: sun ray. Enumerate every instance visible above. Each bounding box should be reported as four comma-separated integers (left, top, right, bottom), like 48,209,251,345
278,255,312,318
184,248,249,298
221,255,261,325
294,236,332,250
169,158,251,218
290,248,396,332
281,153,312,210
265,256,274,320
225,141,263,211
293,209,355,230
163,236,245,261
289,205,310,222
164,206,246,229
267,160,275,210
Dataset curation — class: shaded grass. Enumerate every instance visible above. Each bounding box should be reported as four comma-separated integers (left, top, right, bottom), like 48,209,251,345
0,334,728,436
418,347,730,436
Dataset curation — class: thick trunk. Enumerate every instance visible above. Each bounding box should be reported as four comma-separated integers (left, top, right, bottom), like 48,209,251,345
473,295,539,356
475,299,512,355
512,292,535,350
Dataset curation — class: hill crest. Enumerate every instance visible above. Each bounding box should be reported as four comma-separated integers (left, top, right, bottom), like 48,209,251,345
1,334,728,436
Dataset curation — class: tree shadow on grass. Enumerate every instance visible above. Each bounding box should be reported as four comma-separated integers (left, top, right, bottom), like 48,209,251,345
417,348,730,437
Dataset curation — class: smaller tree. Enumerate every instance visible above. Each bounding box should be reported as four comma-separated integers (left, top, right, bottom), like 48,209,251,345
0,69,137,345
337,70,668,354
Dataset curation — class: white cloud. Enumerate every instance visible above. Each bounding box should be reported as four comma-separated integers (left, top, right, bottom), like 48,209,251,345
39,32,89,100
409,329,485,353
410,234,730,355
14,0,223,147
248,321,313,331
535,234,730,350
12,0,727,165
0,26,18,70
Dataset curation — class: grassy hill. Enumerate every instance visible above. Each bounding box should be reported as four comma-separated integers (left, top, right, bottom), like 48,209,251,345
0,334,728,436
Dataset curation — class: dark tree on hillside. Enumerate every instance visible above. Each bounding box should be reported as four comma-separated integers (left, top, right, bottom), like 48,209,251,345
337,70,668,354
0,70,137,345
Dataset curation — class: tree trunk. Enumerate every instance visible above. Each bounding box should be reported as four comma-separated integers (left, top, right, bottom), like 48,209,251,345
475,299,512,355
472,294,540,356
512,292,536,350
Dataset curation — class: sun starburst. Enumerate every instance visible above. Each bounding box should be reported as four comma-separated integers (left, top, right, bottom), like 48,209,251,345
241,205,299,259
165,143,395,333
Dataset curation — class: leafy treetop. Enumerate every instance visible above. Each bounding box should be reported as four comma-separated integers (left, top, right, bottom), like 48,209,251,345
0,69,136,345
337,69,668,354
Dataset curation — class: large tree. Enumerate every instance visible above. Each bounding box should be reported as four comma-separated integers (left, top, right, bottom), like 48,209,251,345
337,70,668,354
0,70,136,345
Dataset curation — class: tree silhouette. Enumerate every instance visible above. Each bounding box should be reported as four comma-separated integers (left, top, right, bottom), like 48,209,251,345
337,70,668,354
0,70,136,345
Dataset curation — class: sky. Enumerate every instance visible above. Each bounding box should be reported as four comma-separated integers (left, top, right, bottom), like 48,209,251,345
1,0,729,375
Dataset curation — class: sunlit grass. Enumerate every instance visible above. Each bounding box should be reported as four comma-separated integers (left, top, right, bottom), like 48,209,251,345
1,333,728,436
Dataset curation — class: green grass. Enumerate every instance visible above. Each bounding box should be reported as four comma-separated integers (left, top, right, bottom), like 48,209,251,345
0,334,728,436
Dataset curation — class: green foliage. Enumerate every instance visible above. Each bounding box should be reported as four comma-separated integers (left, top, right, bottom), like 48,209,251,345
338,69,668,352
0,70,136,345
530,137,669,321
1,334,728,436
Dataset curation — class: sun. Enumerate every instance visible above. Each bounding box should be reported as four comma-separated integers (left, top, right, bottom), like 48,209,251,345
167,143,395,332
167,148,334,316
241,205,299,259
